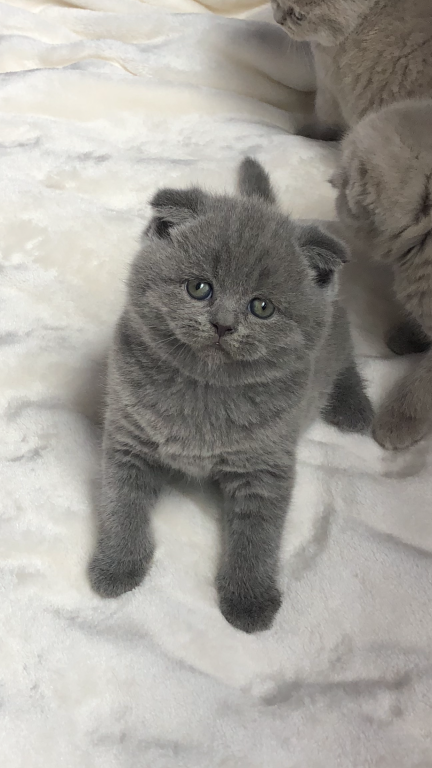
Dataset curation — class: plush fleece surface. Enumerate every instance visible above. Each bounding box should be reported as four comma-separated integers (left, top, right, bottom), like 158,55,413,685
1,1,431,766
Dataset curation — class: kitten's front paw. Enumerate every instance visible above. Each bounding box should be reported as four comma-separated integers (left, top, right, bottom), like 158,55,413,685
372,404,427,451
88,548,153,598
217,580,282,634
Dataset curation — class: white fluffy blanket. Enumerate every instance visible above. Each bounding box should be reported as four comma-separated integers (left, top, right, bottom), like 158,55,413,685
1,2,432,766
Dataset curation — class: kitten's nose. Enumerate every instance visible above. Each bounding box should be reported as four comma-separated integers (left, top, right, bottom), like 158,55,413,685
212,323,234,339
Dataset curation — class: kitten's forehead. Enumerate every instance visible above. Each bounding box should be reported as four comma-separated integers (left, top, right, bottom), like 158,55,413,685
179,197,305,296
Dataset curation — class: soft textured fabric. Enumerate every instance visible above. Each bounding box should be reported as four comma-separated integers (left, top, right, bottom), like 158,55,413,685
1,2,431,766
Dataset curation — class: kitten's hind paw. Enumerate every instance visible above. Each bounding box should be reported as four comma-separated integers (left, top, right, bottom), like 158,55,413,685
217,580,282,634
386,320,431,356
372,405,428,451
88,548,153,598
322,363,373,434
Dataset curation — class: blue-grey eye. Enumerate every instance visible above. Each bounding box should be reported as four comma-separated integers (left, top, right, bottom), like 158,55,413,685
249,297,275,319
288,6,305,22
186,279,213,301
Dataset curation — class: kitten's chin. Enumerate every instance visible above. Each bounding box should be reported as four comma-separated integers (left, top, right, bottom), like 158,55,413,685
196,342,259,367
281,24,344,46
280,24,306,41
201,343,234,365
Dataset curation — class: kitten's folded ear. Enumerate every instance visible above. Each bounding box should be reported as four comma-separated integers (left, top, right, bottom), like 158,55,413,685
238,157,276,204
147,187,207,239
297,223,349,288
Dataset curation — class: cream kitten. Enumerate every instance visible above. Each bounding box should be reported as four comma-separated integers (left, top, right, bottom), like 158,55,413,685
271,0,432,140
333,99,432,450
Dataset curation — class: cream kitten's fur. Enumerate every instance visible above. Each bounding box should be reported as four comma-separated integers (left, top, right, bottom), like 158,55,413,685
333,99,432,450
271,0,432,140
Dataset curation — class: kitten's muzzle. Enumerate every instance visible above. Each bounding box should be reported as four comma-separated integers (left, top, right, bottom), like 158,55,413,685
212,322,234,341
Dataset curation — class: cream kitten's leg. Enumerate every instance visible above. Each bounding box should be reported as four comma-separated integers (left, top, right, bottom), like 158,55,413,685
373,349,432,450
297,84,345,142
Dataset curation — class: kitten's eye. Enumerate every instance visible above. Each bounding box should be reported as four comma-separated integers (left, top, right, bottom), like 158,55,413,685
186,279,213,301
249,297,275,319
400,245,417,262
288,6,305,22
399,232,431,263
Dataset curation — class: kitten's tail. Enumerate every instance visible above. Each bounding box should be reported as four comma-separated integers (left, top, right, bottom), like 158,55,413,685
238,157,276,204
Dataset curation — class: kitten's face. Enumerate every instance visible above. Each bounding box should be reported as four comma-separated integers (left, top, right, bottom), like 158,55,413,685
271,0,369,45
334,104,432,265
129,169,346,383
145,220,301,368
137,207,319,371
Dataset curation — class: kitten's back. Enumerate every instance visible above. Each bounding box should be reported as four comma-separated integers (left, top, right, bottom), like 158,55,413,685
314,0,432,127
336,99,432,333
339,99,432,238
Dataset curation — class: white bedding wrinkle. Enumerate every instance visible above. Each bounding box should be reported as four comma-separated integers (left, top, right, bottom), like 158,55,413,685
0,2,431,767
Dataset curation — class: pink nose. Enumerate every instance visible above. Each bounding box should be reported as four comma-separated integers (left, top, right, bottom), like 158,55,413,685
212,323,234,339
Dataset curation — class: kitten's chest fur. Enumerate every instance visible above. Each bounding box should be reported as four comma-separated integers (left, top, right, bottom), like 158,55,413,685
313,0,432,127
109,307,349,479
111,351,308,479
174,386,280,474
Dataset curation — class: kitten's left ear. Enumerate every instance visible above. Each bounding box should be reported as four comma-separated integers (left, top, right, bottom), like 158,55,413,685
298,223,348,287
147,187,207,239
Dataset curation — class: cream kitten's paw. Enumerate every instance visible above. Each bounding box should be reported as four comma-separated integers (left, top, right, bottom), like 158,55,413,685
372,400,428,451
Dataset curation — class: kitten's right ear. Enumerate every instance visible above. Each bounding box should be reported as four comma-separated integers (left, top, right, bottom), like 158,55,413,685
238,157,276,204
298,223,349,288
146,188,206,239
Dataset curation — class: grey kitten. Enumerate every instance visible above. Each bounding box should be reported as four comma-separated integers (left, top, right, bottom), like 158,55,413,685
271,0,432,141
333,99,432,450
88,158,372,633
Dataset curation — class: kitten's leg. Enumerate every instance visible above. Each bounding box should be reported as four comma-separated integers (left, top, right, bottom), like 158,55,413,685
88,439,164,598
373,349,432,450
386,317,431,356
215,465,294,633
322,362,373,433
297,84,345,142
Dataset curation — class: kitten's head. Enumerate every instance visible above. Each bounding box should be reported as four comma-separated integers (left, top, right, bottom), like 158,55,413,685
129,158,347,384
271,0,373,45
333,100,432,266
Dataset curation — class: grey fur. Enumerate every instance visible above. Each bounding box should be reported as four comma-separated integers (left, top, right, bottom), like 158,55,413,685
334,99,432,449
271,0,432,140
88,158,372,633
238,157,276,204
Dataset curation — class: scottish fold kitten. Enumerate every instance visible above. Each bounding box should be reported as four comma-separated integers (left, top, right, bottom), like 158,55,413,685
88,158,372,633
271,0,432,140
333,99,432,450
